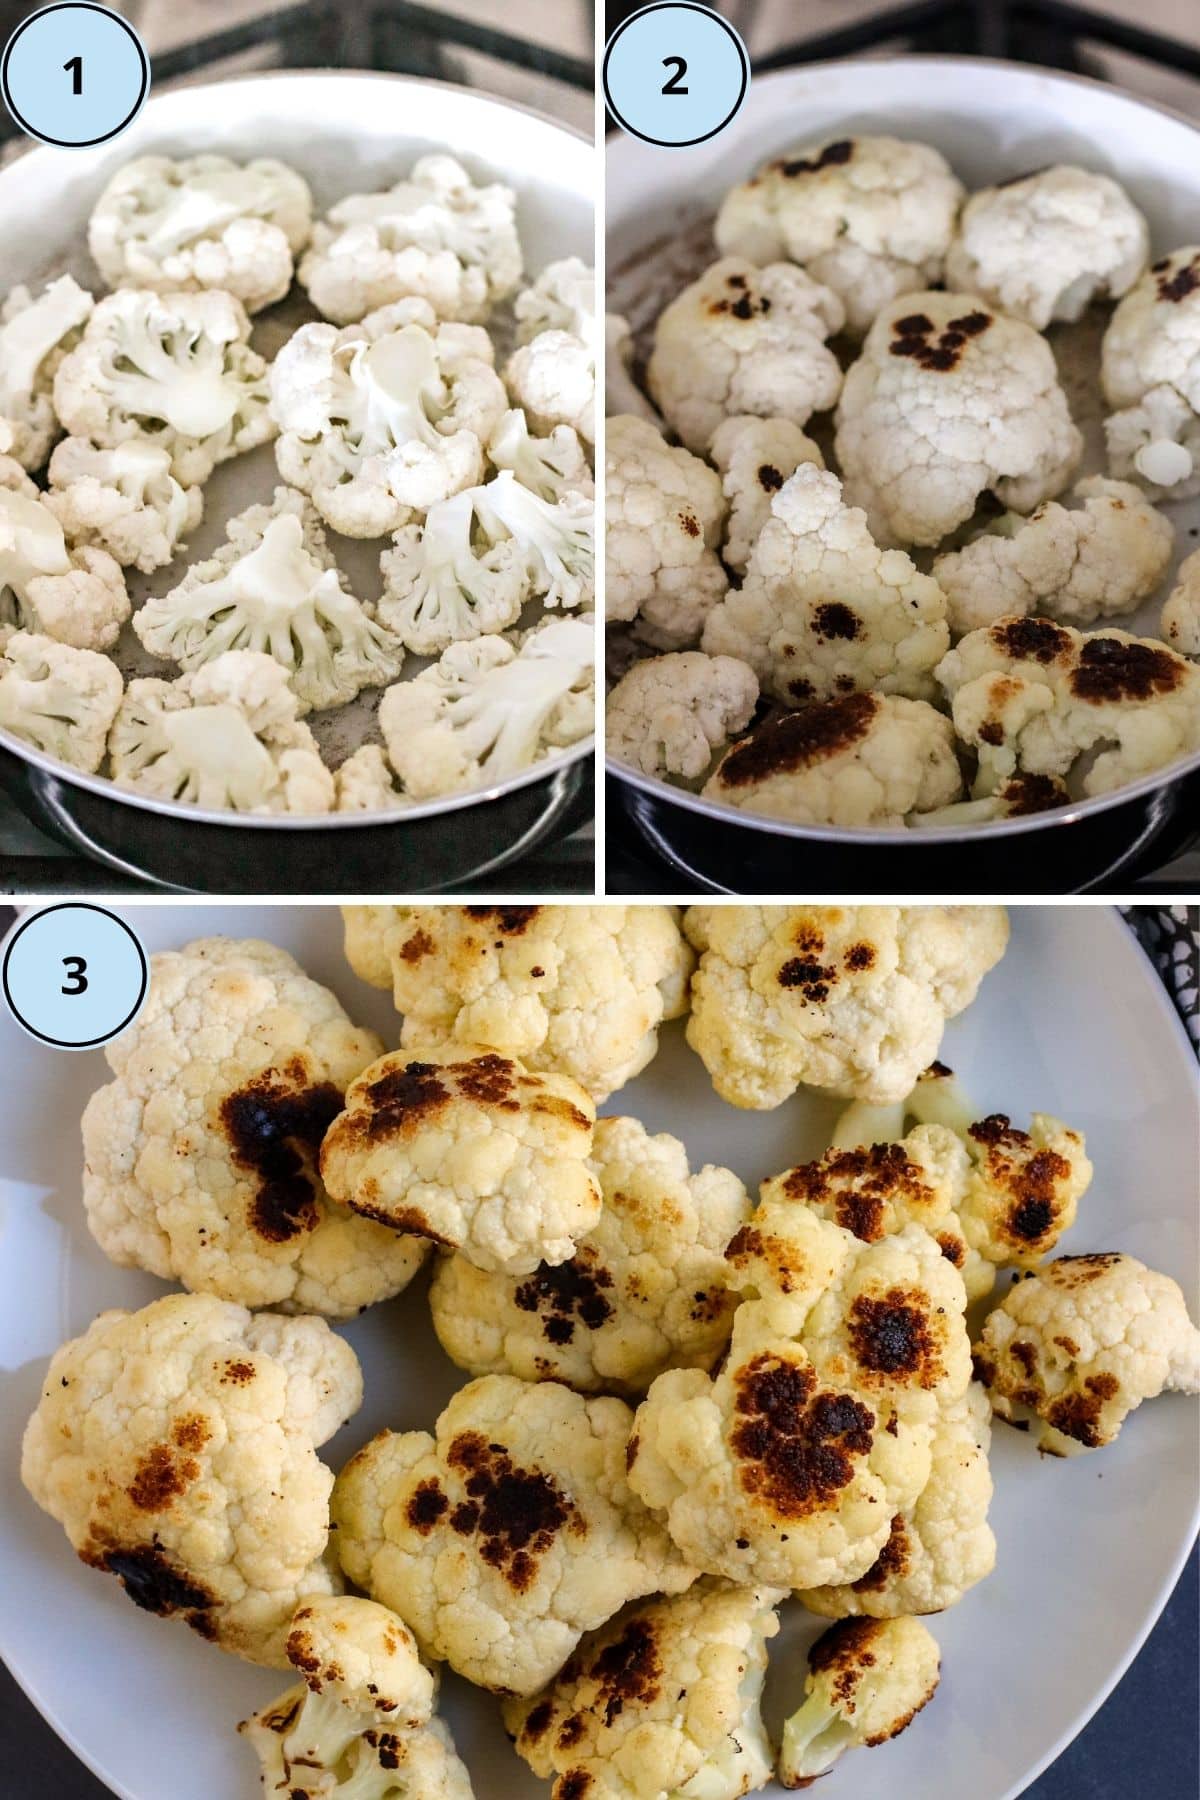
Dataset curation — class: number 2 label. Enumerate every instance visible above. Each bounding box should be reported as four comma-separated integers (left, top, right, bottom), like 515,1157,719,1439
661,55,688,94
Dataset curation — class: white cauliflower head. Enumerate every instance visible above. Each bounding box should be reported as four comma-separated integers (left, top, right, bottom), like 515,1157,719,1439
429,1113,751,1395
714,135,964,338
946,164,1148,330
335,743,408,813
974,1252,1200,1453
0,459,128,651
515,258,594,348
605,413,728,650
702,691,962,827
606,651,758,783
53,287,274,486
299,153,521,327
88,153,313,313
1162,547,1200,657
647,256,844,453
710,413,825,574
909,770,1071,828
20,1291,361,1666
342,903,692,1104
835,292,1082,547
684,904,1008,1109
487,408,593,505
1102,247,1200,498
80,935,430,1315
0,274,93,469
45,435,202,574
701,463,950,704
108,650,336,814
0,628,123,771
133,486,403,712
331,1374,695,1696
504,327,594,446
779,1614,940,1785
604,312,661,427
505,1579,781,1800
932,476,1174,634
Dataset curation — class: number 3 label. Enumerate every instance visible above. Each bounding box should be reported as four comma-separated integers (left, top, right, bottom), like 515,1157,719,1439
604,3,749,148
2,906,147,1049
60,956,88,996
2,3,149,149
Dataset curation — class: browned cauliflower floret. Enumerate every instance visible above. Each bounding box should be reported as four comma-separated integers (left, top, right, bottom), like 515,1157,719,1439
779,1615,940,1785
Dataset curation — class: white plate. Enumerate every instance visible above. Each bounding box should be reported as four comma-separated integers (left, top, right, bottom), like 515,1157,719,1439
0,904,1196,1800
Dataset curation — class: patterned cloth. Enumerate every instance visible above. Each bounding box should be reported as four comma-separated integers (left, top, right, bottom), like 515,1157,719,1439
1122,906,1200,1056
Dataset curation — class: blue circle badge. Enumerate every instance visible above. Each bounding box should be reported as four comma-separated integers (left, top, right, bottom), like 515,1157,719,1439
3,904,148,1049
2,2,149,149
604,3,749,148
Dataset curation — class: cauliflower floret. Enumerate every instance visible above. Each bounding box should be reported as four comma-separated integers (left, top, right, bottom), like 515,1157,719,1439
710,414,825,574
714,136,964,338
835,292,1082,548
779,1615,940,1785
946,165,1148,330
702,464,950,704
108,650,337,814
606,413,728,649
299,154,521,327
342,903,692,1103
320,1046,600,1275
1163,547,1200,656
702,692,963,826
0,275,93,469
271,301,507,536
936,615,1200,797
80,935,429,1315
377,615,593,800
332,1374,695,1695
0,628,122,770
684,905,1008,1109
604,312,661,426
647,257,844,453
20,1292,361,1666
45,435,202,574
0,459,128,650
909,770,1070,827
932,477,1174,634
486,408,593,504
799,1383,996,1617
335,743,408,813
505,1580,781,1800
133,486,403,711
515,258,594,346
53,287,274,487
607,651,758,783
1102,247,1200,498
505,327,594,446
974,1253,1200,1453
89,154,313,313
429,1114,750,1395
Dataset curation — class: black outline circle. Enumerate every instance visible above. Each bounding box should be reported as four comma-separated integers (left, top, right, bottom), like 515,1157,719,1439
2,1,149,150
2,903,149,1049
603,1,749,148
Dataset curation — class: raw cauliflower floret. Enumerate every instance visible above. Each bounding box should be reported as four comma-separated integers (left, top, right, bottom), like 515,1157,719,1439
607,651,758,782
1102,246,1200,498
702,464,950,705
299,153,521,327
799,1383,996,1617
108,650,337,815
331,1374,695,1696
935,615,1200,797
272,299,507,536
20,1291,361,1666
80,936,430,1315
342,903,692,1103
89,154,313,313
133,486,403,712
648,257,843,453
702,692,962,826
487,408,593,504
0,275,93,469
0,629,122,771
45,436,202,574
932,477,1174,634
835,292,1082,548
0,458,128,650
377,615,593,800
715,136,964,339
320,1045,600,1275
505,1580,781,1800
710,413,824,574
606,413,728,649
779,1614,940,1785
515,257,594,346
604,312,661,426
53,287,274,487
684,905,1008,1109
1162,547,1200,656
429,1113,751,1395
504,327,594,447
974,1253,1200,1453
946,164,1148,331
335,743,408,813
